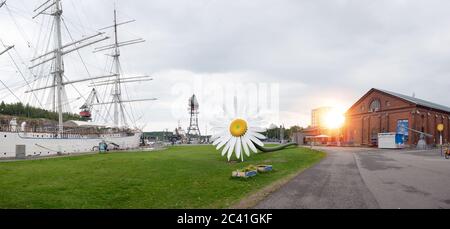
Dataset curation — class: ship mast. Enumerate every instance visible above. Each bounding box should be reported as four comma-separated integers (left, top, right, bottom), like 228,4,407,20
92,8,156,128
29,2,156,131
29,0,111,137
54,0,64,136
112,9,123,127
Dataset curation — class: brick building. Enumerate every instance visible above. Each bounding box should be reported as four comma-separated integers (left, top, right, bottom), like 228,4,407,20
343,88,450,146
296,107,341,146
311,107,332,128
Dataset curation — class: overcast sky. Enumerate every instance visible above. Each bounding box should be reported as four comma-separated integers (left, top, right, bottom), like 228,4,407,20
1,0,450,131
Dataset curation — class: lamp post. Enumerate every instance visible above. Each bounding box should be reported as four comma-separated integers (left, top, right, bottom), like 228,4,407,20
437,124,444,156
337,127,341,147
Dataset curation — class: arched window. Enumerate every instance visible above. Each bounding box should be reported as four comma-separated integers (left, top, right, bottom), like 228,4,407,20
369,99,381,112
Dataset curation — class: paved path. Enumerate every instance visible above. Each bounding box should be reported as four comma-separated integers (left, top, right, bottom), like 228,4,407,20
255,147,450,209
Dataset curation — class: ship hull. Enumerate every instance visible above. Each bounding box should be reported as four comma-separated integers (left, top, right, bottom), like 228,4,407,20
0,131,142,159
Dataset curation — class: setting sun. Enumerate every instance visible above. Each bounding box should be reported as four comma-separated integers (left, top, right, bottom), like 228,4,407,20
324,109,345,129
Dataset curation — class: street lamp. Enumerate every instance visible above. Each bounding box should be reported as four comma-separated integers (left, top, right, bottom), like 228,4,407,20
437,124,444,156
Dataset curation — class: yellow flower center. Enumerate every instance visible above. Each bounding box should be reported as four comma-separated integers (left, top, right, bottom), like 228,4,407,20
229,118,248,137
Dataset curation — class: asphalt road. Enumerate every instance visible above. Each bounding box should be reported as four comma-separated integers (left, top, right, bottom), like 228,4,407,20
255,147,450,209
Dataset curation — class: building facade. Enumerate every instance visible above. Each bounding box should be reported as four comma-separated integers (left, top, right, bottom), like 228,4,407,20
343,88,450,146
311,106,332,128
297,107,340,146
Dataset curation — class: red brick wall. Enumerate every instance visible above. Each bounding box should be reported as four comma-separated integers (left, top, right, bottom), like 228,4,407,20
414,109,450,144
344,89,450,146
344,90,414,146
347,90,413,115
345,109,412,146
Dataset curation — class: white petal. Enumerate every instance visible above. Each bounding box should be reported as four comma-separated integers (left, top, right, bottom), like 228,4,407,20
211,126,227,131
252,116,265,122
250,131,266,140
210,120,227,126
216,134,232,150
212,135,224,145
213,133,227,146
227,137,237,161
248,133,264,147
248,119,266,127
221,140,232,156
235,137,242,160
249,126,265,132
242,135,250,157
211,136,219,142
244,133,257,153
211,131,228,141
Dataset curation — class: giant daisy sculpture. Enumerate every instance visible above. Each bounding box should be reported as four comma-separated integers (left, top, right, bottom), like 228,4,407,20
212,117,266,161
211,96,297,161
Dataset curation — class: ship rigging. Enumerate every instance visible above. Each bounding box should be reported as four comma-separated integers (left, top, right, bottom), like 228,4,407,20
24,0,156,132
0,0,157,158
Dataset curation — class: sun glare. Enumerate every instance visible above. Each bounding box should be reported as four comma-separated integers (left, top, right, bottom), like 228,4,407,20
324,109,345,129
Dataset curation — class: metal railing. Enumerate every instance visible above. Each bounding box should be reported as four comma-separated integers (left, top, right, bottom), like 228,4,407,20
0,124,134,137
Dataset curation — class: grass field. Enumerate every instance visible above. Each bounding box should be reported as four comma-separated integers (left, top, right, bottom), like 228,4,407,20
0,145,325,209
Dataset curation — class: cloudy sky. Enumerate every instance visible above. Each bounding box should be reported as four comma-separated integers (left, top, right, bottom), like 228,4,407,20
1,0,450,132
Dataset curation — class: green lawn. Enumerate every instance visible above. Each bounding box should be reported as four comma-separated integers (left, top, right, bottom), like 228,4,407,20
0,145,325,209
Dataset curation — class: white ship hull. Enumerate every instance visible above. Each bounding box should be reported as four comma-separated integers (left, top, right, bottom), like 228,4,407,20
0,131,142,159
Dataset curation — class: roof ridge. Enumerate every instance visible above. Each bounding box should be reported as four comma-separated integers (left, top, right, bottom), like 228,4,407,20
374,88,450,113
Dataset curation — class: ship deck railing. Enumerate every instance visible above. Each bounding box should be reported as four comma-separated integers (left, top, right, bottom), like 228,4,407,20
0,125,133,137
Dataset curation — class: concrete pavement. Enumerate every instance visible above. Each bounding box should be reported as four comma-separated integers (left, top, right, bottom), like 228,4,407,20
355,148,450,209
255,146,450,209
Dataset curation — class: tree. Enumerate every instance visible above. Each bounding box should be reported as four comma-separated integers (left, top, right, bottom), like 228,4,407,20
0,101,81,121
286,125,303,138
0,101,5,113
263,125,304,141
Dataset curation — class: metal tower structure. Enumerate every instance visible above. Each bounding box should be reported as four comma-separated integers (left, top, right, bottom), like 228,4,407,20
187,94,201,142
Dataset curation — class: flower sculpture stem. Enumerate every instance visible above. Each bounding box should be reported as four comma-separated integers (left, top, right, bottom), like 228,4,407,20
255,143,298,153
212,115,298,161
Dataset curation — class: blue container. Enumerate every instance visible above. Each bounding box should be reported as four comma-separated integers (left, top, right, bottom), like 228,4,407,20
245,170,257,177
395,134,404,145
257,165,273,172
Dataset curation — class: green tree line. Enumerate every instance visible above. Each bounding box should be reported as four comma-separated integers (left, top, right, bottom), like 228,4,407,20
264,125,303,141
0,101,81,121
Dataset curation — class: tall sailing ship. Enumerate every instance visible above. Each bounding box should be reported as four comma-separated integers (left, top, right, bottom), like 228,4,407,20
0,0,156,159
